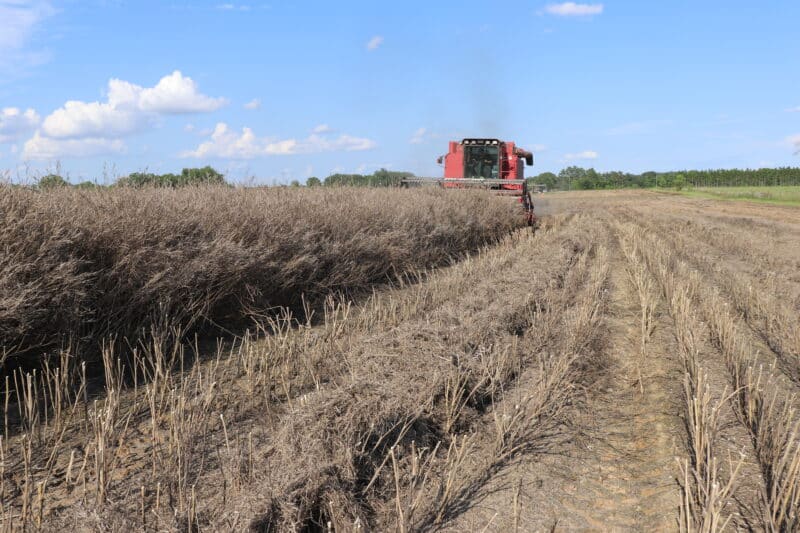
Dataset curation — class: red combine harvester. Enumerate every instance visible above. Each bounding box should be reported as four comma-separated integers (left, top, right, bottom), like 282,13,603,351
403,138,537,225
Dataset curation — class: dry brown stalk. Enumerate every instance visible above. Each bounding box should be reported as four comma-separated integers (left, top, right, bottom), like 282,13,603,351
629,220,800,532
0,186,523,375
619,222,741,531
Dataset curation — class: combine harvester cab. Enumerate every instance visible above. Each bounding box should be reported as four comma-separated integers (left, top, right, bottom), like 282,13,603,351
404,138,537,225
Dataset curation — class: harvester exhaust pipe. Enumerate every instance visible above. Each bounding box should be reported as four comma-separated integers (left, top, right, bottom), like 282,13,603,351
515,148,534,166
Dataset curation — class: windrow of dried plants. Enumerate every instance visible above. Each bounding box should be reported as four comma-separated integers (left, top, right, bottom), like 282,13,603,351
0,185,524,372
0,211,613,530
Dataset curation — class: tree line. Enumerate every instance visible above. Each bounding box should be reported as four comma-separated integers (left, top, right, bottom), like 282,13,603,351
529,166,800,191
315,166,800,190
33,167,410,189
318,168,415,187
31,165,800,190
34,166,227,189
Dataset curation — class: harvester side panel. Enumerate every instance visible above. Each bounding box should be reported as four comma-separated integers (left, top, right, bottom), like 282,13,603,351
443,141,463,184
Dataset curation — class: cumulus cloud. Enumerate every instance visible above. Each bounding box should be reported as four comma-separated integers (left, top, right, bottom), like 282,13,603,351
564,150,599,161
244,98,261,110
312,124,332,134
40,71,225,140
0,107,40,143
23,131,125,159
366,36,384,50
138,71,227,113
544,2,603,16
409,127,427,144
23,71,225,159
181,123,376,159
41,99,148,139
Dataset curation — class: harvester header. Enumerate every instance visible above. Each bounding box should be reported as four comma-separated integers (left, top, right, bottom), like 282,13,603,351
403,138,537,225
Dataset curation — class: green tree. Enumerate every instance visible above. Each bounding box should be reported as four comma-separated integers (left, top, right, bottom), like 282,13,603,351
38,174,69,189
290,180,301,187
558,166,587,190
532,172,557,190
116,167,226,187
324,169,415,187
306,176,322,187
575,168,599,189
180,166,225,186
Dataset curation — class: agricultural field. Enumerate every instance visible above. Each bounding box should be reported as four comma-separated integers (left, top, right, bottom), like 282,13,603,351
681,186,800,205
1,188,799,531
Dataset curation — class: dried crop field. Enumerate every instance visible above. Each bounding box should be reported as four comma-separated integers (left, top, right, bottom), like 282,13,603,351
1,188,799,531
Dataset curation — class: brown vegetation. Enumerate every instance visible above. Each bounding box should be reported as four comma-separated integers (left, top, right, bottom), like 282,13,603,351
1,189,799,531
0,185,522,371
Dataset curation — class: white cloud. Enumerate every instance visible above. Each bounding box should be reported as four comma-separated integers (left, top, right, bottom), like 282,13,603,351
544,2,603,16
41,99,149,139
0,1,53,49
787,107,800,113
23,131,125,159
0,107,40,143
0,1,55,74
366,35,384,50
23,71,225,158
409,127,427,144
182,123,376,159
40,71,225,140
138,71,227,113
789,134,800,155
564,150,599,161
312,124,332,134
244,98,261,110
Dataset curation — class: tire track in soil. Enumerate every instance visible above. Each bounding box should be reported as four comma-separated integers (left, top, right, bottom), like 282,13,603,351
553,231,684,531
439,222,686,532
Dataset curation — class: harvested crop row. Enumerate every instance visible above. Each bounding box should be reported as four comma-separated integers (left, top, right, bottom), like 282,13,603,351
0,212,588,530
616,222,742,530
223,214,603,532
628,207,800,388
445,210,674,532
432,239,611,532
627,219,800,531
0,186,524,372
2,222,547,518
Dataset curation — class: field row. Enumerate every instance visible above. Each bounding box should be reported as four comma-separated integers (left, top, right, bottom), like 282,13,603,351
2,190,799,530
0,186,523,372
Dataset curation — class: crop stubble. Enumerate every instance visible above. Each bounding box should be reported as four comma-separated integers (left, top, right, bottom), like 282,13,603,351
1,189,799,531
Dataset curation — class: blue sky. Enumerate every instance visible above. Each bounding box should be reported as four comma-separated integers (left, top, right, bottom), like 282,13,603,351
1,0,799,183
